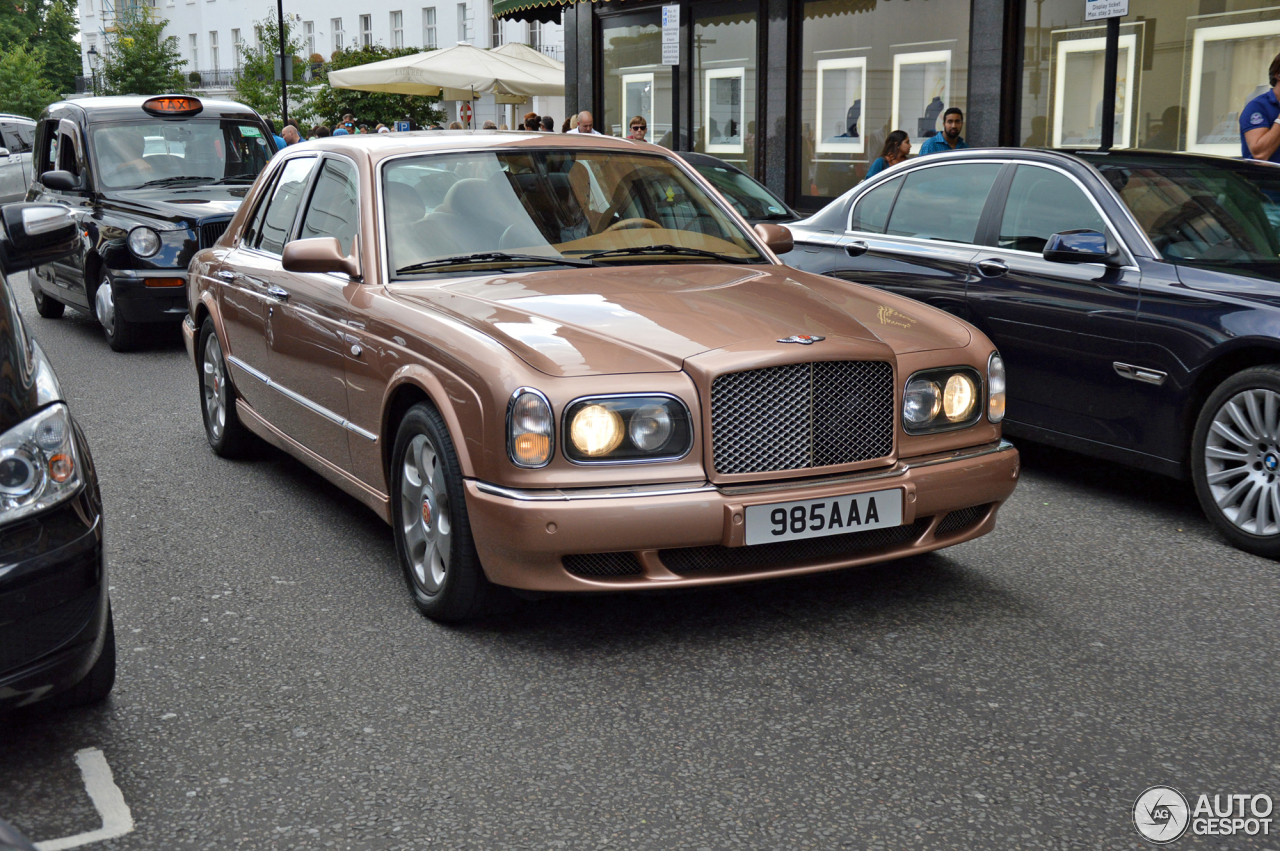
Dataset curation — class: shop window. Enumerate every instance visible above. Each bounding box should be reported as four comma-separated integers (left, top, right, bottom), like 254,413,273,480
601,9,673,147
692,3,757,176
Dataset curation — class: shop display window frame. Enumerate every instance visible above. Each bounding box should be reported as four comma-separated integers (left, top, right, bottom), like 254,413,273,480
815,56,867,155
892,49,952,148
1186,17,1280,157
622,72,657,139
704,66,747,154
1050,29,1137,150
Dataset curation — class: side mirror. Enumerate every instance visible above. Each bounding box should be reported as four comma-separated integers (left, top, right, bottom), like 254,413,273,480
0,148,10,158
281,237,361,278
0,204,79,274
754,223,794,256
1043,229,1116,265
41,170,83,193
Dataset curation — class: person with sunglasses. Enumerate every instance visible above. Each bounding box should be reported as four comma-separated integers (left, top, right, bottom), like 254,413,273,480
626,116,648,141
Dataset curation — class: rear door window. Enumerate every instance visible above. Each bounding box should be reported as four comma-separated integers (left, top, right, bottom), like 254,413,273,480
998,165,1106,253
884,163,1003,244
254,157,318,255
298,158,360,256
849,176,903,234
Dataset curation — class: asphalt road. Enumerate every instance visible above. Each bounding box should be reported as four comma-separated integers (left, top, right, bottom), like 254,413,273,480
1,272,1277,851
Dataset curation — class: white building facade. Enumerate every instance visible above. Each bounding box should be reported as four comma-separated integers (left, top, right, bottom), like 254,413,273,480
78,0,565,127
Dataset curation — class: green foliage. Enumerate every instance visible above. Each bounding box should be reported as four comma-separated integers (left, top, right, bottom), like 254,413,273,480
98,3,188,96
310,45,444,130
0,0,80,102
0,43,58,118
232,9,313,125
39,1,81,95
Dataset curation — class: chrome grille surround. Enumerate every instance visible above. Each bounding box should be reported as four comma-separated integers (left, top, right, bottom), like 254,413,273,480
710,360,895,475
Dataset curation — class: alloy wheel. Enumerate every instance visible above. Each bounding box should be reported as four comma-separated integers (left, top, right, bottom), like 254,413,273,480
94,279,115,334
202,333,227,442
400,432,452,594
1204,388,1280,537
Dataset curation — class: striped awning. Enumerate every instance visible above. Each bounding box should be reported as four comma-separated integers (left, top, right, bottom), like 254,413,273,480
491,0,581,22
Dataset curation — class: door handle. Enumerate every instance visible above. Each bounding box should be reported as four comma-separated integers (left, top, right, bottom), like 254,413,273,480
266,286,290,301
845,240,870,258
977,259,1008,277
216,270,236,281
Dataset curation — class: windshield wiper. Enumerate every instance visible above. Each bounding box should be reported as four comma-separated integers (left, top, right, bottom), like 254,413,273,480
581,244,754,263
209,175,258,185
138,176,212,187
396,252,598,275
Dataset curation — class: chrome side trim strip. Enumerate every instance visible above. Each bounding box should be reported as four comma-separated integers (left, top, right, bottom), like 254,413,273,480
226,354,378,442
472,440,1015,502
1113,362,1168,386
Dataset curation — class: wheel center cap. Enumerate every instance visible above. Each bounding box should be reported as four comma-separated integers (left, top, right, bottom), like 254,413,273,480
421,495,433,531
1265,453,1278,473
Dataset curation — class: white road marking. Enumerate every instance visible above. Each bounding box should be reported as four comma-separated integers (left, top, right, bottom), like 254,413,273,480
34,748,134,851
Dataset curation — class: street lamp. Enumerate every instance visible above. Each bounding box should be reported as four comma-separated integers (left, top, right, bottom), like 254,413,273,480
87,44,99,96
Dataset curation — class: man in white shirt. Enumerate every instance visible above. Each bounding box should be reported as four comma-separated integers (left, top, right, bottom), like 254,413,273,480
566,111,603,135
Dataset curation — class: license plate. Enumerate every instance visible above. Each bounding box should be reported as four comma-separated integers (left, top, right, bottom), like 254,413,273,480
744,488,903,545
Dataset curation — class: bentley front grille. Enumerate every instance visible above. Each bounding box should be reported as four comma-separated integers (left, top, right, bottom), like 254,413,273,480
710,361,894,475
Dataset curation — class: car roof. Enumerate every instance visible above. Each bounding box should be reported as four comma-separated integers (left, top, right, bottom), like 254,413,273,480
282,129,658,165
41,95,266,123
0,114,35,124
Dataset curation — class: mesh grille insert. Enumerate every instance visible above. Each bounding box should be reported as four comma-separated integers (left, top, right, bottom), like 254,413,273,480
658,519,929,575
936,504,989,536
711,361,894,475
200,218,232,250
563,552,644,578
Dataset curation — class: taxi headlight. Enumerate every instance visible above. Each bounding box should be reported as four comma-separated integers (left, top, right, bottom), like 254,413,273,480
127,226,161,258
507,388,554,468
903,367,983,434
564,395,692,463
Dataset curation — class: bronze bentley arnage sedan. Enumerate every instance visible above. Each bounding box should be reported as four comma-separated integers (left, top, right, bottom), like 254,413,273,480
183,132,1020,622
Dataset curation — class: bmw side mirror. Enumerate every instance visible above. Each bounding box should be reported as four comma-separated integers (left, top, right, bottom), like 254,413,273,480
1043,229,1117,265
41,170,83,193
281,236,362,279
754,223,794,256
0,204,79,274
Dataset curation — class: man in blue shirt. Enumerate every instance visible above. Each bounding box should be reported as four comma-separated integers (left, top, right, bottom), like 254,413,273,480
919,107,968,156
1241,52,1280,164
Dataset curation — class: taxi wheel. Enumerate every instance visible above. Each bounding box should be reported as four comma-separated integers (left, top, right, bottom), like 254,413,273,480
94,274,140,352
391,403,492,623
1193,366,1280,559
198,318,252,458
33,287,65,319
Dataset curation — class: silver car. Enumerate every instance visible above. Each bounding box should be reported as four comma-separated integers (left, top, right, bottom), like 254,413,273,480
0,115,36,203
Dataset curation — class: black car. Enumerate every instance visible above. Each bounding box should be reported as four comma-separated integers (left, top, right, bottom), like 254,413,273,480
26,95,276,351
0,202,113,712
679,151,801,225
782,148,1280,557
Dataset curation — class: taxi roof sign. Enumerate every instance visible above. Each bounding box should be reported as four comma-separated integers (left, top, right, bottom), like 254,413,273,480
142,96,203,117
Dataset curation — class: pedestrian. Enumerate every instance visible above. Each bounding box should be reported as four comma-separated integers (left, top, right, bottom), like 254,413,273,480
1242,52,1280,164
918,107,968,155
312,125,331,138
265,118,287,151
339,114,357,135
281,124,302,146
378,126,390,133
864,130,910,179
541,115,554,132
482,120,497,129
523,111,540,131
448,121,463,129
498,123,509,130
359,124,370,134
625,115,647,141
562,115,576,132
332,125,349,136
566,111,600,135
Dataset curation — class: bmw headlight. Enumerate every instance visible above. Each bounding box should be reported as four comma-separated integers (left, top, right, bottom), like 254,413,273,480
0,403,82,524
903,367,983,434
564,395,692,463
507,388,554,468
127,226,161,258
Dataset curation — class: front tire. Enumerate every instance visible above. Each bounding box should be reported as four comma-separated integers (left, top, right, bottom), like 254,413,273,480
94,274,140,352
198,318,252,458
1193,366,1280,559
33,285,65,318
391,403,492,623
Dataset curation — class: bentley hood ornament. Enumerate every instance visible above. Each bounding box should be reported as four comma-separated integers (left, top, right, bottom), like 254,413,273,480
777,334,826,345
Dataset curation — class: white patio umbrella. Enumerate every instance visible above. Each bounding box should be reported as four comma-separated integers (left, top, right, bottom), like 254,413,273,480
326,42,564,99
489,41,565,72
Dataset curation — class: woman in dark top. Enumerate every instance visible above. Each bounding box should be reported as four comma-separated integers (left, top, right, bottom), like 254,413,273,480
865,130,911,180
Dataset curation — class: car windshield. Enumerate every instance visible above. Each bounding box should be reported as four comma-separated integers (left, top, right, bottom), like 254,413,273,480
88,119,274,190
383,149,766,275
1100,162,1280,269
692,162,793,220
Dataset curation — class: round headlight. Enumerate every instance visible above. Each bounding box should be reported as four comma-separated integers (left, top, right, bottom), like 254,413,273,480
904,378,941,425
943,373,976,421
0,448,41,497
128,227,161,258
628,404,673,452
988,352,1006,423
570,404,624,457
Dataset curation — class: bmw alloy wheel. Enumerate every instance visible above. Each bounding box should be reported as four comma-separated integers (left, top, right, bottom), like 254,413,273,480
1203,387,1280,537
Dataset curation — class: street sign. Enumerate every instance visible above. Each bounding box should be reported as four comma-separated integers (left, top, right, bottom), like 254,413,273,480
273,56,294,82
1085,0,1128,20
395,120,411,132
460,102,473,126
662,4,679,66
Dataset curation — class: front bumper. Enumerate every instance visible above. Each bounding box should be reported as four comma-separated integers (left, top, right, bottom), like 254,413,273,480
108,269,188,324
465,439,1020,591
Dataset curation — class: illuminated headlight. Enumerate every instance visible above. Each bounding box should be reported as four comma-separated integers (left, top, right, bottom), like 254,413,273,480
903,367,983,434
564,395,692,463
128,226,161,258
987,352,1006,423
507,388,553,468
0,403,82,525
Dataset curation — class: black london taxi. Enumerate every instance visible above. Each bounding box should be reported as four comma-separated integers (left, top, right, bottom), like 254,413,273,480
0,202,113,712
26,95,276,350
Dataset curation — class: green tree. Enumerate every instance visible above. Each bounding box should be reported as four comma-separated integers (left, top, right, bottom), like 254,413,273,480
310,45,444,130
232,10,313,125
0,0,39,58
38,0,81,95
99,3,188,96
0,43,57,118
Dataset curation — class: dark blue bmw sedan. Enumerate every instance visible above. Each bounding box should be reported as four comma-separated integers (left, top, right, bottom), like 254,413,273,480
781,148,1280,558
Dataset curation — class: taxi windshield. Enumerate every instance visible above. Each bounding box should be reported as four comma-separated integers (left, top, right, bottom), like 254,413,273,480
383,149,767,275
88,119,274,190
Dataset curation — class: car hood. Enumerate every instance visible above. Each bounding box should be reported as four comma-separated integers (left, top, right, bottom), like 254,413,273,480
388,264,972,377
100,185,248,225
